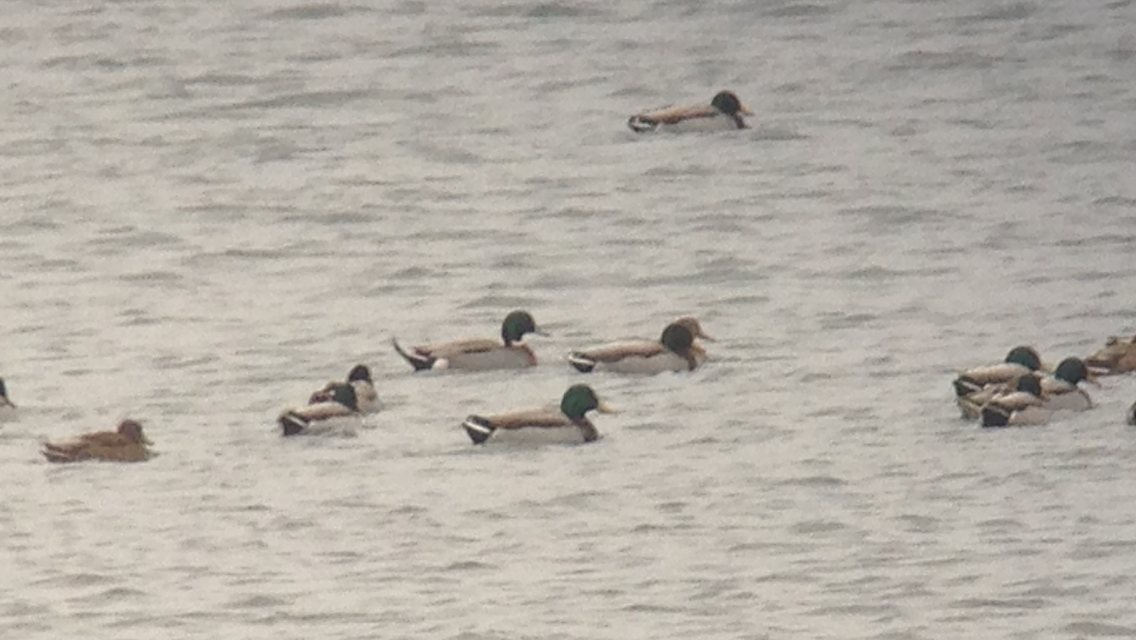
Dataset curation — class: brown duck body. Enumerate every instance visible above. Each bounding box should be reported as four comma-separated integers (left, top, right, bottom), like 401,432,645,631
1085,334,1136,375
42,420,152,463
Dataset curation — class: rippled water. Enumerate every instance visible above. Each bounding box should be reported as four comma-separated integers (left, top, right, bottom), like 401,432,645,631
3,0,1136,638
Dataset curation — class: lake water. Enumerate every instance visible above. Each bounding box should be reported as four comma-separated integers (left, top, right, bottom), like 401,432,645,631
2,0,1136,638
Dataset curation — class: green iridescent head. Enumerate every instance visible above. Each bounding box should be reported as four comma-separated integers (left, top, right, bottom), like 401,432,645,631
1004,346,1042,371
501,310,544,345
560,384,615,421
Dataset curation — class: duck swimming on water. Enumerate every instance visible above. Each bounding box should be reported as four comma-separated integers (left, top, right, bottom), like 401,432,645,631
628,90,753,133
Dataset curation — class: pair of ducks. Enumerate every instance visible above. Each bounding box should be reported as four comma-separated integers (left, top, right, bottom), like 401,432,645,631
389,311,713,375
952,346,1099,427
278,312,713,444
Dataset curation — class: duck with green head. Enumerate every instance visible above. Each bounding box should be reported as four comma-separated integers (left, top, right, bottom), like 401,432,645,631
462,384,616,445
567,317,713,374
628,90,754,133
980,375,1051,428
279,382,361,437
0,377,15,422
954,346,1045,419
1039,357,1098,411
392,310,546,372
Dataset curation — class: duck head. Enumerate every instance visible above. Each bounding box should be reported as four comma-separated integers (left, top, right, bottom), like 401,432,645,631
501,310,546,345
347,364,372,383
711,90,753,117
1004,346,1043,371
673,317,714,342
1015,374,1044,398
560,384,616,421
1053,357,1099,386
118,420,152,445
660,323,695,354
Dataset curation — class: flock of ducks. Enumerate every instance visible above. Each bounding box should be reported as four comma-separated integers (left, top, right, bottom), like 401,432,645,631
0,311,716,462
5,324,1136,461
0,88,755,464
951,334,1136,428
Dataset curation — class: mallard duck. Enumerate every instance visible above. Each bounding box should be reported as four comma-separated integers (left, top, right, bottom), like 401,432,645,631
462,384,616,445
980,375,1051,428
953,346,1044,418
628,90,754,133
0,377,15,422
392,310,546,372
1084,334,1136,375
1040,357,1098,411
567,317,713,374
310,364,380,413
279,383,361,437
42,420,153,463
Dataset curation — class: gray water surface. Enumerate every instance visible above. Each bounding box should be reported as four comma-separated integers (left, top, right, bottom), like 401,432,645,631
3,1,1136,639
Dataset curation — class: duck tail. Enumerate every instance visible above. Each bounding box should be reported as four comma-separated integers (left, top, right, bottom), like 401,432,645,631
279,412,307,437
952,375,982,397
566,351,597,373
462,415,496,445
391,338,434,372
980,404,1012,428
627,116,657,133
41,444,74,463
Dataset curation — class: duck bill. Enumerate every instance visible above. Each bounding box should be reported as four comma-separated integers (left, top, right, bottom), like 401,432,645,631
596,401,618,414
699,332,716,342
739,104,754,116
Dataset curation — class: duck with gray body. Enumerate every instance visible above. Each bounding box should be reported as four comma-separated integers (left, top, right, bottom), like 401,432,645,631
392,310,546,372
462,384,616,445
628,90,754,133
567,317,713,374
1040,357,1097,411
310,364,381,413
0,377,15,422
980,375,1051,428
280,383,361,437
954,346,1045,419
